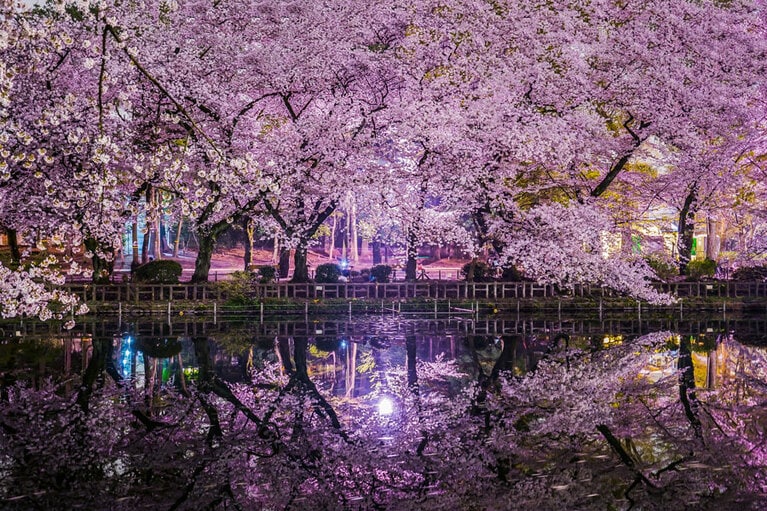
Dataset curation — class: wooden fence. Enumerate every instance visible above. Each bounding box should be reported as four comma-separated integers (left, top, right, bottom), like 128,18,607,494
60,280,767,304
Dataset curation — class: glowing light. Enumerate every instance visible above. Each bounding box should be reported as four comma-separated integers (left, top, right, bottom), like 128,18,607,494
378,397,394,416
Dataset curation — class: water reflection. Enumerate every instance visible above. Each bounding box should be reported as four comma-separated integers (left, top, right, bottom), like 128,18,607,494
2,313,764,396
1,314,767,509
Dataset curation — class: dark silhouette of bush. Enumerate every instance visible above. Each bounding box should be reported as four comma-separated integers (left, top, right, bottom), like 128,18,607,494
315,263,342,283
732,265,767,281
370,264,393,283
133,260,183,283
500,265,525,281
255,265,277,283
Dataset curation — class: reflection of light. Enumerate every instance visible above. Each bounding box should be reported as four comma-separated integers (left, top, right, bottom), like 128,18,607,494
340,341,347,348
602,335,623,347
340,259,349,269
378,397,394,416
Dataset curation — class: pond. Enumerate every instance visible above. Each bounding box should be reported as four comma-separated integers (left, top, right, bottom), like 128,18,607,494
1,313,766,510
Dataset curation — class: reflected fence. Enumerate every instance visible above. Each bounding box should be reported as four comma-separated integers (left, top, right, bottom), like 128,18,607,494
61,280,767,304
9,313,767,345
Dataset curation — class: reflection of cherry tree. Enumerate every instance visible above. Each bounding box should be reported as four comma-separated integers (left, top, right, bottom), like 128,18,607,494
4,330,767,509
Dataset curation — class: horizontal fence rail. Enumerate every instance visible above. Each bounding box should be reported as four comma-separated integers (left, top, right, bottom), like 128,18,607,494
59,280,767,305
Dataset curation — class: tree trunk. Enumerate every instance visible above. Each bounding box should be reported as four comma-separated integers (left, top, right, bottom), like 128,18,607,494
372,240,382,265
272,234,279,263
131,221,140,271
141,223,150,264
291,243,310,283
191,230,216,283
278,246,290,280
243,217,254,271
677,186,698,276
328,214,338,262
153,189,162,259
85,238,114,283
350,200,359,263
706,217,719,261
678,336,703,439
154,217,162,260
405,227,418,281
465,257,477,283
172,216,183,258
7,228,20,266
159,220,170,254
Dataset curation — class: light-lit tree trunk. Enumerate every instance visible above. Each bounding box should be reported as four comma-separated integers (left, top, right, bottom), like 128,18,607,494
272,234,279,263
172,216,183,258
328,214,338,262
706,217,720,261
153,189,162,260
154,216,162,260
350,200,359,264
131,221,140,271
243,216,255,271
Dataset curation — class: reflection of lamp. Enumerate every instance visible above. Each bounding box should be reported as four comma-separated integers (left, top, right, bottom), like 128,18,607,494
378,397,394,416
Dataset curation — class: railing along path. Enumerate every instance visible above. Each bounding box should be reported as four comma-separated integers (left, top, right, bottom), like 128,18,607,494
60,280,767,304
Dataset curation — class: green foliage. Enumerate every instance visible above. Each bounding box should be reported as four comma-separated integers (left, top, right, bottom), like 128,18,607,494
133,259,182,283
315,263,342,283
732,265,767,281
254,265,277,283
217,270,257,305
645,255,677,282
461,261,491,282
686,258,717,280
370,264,393,283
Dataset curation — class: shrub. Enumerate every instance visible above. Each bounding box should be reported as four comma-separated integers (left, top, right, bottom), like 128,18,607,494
645,255,678,282
133,260,182,283
315,263,342,283
461,261,491,282
686,258,717,280
217,270,257,305
370,264,393,283
254,265,277,283
500,265,524,281
732,265,767,281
